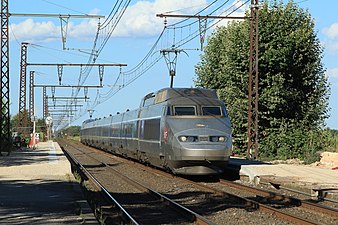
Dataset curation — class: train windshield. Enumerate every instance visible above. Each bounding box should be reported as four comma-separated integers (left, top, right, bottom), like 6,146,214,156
202,106,222,116
174,106,196,116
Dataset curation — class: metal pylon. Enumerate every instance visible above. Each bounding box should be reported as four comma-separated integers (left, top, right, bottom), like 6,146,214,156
43,87,48,119
247,0,260,159
29,71,35,121
18,42,29,138
0,0,11,154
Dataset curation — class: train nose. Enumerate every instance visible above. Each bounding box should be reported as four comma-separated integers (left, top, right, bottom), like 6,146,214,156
174,129,232,160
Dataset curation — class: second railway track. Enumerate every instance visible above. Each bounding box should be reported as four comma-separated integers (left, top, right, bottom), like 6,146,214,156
58,139,338,225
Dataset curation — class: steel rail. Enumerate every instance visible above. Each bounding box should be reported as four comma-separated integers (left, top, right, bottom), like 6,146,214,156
153,170,319,225
219,179,338,218
60,139,216,225
261,180,338,204
59,140,139,225
101,161,216,225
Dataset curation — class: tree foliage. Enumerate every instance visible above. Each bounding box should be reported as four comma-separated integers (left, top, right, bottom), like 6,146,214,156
195,1,330,161
11,111,46,139
62,126,81,137
10,110,32,134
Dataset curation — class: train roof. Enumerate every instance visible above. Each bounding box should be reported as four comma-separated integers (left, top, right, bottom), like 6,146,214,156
82,119,95,124
83,88,220,125
141,88,218,107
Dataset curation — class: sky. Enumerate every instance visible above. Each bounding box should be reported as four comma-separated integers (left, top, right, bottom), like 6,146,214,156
7,0,338,130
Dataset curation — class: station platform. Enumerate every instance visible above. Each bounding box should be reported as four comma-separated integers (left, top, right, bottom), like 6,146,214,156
0,141,98,224
229,157,338,200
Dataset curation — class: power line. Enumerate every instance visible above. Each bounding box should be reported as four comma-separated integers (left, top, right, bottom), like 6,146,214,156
56,1,250,129
41,0,89,15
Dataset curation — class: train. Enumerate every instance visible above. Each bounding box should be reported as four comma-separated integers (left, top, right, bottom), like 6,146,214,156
80,87,232,175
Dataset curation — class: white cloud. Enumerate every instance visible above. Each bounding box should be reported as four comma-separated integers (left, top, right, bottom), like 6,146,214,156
326,68,338,78
322,40,338,55
113,0,207,37
10,18,99,44
68,19,98,40
322,23,338,54
323,23,338,39
10,18,60,43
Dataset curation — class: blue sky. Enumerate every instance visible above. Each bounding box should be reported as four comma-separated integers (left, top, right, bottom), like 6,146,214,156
7,0,338,130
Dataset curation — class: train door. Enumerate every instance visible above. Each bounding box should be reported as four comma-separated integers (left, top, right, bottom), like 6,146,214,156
119,113,126,155
138,118,161,164
159,105,169,168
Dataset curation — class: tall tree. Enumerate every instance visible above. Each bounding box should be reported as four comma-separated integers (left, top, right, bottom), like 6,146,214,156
195,1,330,161
10,109,32,135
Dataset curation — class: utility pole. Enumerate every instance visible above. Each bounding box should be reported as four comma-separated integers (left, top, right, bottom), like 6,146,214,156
29,71,35,120
0,0,11,154
247,0,260,159
43,87,47,119
17,43,29,138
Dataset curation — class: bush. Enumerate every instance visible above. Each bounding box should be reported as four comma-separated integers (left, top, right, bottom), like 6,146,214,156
259,121,325,163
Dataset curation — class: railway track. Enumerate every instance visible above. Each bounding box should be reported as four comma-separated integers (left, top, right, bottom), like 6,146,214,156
126,155,338,225
218,179,338,218
58,138,215,224
58,139,338,224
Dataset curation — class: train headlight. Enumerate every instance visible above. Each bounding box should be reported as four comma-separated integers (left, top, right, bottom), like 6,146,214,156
178,136,198,142
210,136,226,142
218,136,225,142
179,136,187,142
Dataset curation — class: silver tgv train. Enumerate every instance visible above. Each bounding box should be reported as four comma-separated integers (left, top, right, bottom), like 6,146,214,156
80,88,232,175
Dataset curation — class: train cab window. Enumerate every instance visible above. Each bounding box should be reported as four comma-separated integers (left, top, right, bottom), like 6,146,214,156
202,106,222,116
174,106,196,116
142,92,155,107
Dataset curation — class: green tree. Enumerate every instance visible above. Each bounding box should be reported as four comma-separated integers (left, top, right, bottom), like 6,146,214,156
195,1,330,161
62,126,81,137
10,109,32,135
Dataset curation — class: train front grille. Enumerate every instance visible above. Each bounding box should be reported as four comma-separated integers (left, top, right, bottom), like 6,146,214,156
199,136,209,142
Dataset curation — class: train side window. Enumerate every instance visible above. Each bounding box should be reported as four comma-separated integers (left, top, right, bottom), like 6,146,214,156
174,106,196,116
202,106,222,116
166,106,171,115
